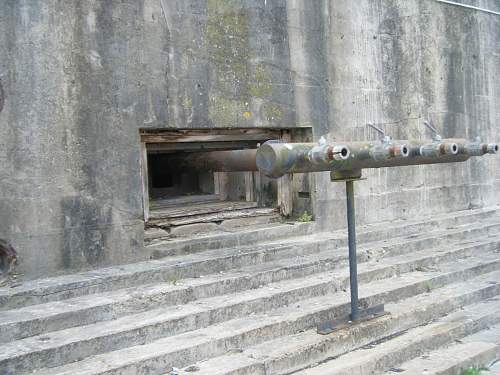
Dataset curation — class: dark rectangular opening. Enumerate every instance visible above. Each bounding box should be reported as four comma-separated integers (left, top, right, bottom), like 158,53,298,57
147,152,214,200
139,127,313,239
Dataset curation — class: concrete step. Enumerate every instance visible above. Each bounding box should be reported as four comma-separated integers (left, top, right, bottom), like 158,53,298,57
0,219,498,342
0,221,313,311
180,271,500,375
381,324,500,375
1,220,498,344
0,207,497,312
148,206,499,258
147,220,314,256
148,200,261,220
148,204,282,239
294,301,500,375
16,255,500,375
145,212,281,241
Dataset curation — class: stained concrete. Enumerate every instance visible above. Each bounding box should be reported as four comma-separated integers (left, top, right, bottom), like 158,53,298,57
0,0,498,279
0,206,493,312
0,206,499,374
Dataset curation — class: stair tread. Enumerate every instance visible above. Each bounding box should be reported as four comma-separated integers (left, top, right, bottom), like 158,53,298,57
379,325,500,374
1,208,498,312
20,262,500,375
1,231,498,337
149,200,260,219
296,301,500,375
179,274,500,375
1,233,498,351
0,222,316,310
149,206,498,247
147,220,310,249
463,321,500,345
0,208,498,374
149,207,279,227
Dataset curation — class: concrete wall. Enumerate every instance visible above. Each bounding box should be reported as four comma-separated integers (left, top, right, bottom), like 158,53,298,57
0,0,498,279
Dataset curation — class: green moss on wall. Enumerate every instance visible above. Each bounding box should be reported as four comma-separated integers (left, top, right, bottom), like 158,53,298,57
204,0,274,126
248,63,272,98
182,95,193,109
208,95,248,127
263,104,283,121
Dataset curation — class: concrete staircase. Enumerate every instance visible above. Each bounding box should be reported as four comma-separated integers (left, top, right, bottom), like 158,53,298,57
0,207,499,375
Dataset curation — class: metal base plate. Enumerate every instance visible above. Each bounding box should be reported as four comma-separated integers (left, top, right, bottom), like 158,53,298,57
317,304,388,335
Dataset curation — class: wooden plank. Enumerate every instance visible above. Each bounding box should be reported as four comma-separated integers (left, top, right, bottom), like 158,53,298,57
149,207,278,227
150,194,220,209
214,173,221,196
140,142,150,222
245,172,254,202
214,172,229,201
168,214,280,237
149,200,258,219
291,173,313,217
146,141,257,152
140,128,281,143
278,174,293,216
253,171,263,206
277,130,293,217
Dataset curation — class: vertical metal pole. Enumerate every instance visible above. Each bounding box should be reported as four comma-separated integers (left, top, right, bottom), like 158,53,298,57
318,175,385,334
345,180,359,321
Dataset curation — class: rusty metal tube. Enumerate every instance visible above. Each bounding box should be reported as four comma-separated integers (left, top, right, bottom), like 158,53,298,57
442,142,459,155
465,142,498,156
255,142,353,178
370,144,410,160
486,143,499,154
309,143,351,165
159,138,496,177
163,149,258,172
255,138,496,178
419,143,442,158
256,140,414,177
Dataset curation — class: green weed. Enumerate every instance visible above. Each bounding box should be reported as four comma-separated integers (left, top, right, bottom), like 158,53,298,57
298,211,313,222
462,366,489,375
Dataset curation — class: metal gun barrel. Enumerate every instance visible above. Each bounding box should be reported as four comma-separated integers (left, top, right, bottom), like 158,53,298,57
161,149,258,172
156,139,497,178
255,139,496,178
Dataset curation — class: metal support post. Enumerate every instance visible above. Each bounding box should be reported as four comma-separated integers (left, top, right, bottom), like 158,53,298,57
317,172,387,335
345,179,359,321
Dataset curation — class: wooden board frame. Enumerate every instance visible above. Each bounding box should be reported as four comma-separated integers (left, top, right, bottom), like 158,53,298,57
139,127,314,222
140,128,282,144
140,141,150,222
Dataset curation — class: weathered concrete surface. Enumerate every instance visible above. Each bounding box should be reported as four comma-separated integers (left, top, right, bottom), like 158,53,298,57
0,0,498,278
295,300,500,375
0,208,498,374
26,259,500,374
382,324,500,375
0,207,493,312
0,226,496,344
